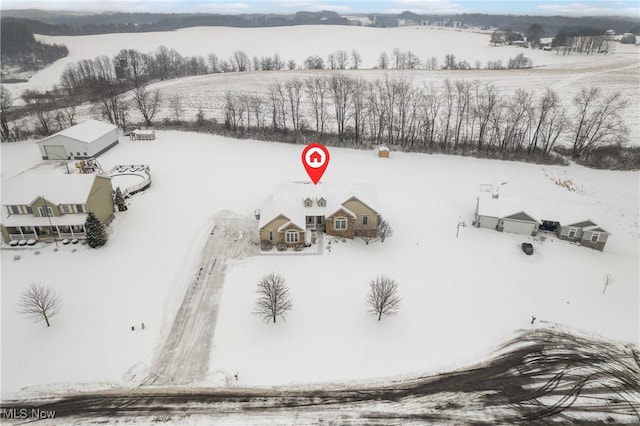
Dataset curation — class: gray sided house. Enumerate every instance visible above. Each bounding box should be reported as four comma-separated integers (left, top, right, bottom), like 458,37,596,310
557,220,610,251
1,173,114,243
474,197,539,236
37,120,118,160
259,183,381,247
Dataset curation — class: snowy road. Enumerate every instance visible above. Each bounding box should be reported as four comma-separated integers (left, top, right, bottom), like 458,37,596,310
2,329,638,425
143,212,258,385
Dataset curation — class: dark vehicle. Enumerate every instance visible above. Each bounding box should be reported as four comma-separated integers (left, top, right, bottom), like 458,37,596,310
522,243,534,255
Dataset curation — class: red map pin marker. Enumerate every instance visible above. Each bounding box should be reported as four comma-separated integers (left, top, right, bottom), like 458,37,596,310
302,143,330,185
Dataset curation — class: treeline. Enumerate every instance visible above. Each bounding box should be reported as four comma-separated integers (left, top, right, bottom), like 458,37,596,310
552,27,611,55
0,19,68,72
213,76,627,164
0,11,349,36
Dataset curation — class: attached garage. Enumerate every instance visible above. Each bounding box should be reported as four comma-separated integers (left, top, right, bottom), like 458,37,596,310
37,120,118,160
499,213,539,236
474,196,539,235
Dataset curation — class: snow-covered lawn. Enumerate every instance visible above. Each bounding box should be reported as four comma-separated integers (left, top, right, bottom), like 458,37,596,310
1,131,638,398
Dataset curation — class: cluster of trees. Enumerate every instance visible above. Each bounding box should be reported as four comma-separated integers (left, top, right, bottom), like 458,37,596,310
550,26,614,55
219,75,627,161
0,19,68,72
220,75,622,160
254,273,400,323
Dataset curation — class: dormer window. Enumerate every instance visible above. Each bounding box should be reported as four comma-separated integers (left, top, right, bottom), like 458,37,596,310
304,198,313,208
317,198,326,207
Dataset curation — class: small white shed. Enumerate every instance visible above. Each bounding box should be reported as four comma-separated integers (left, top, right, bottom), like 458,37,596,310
130,129,156,141
37,120,118,160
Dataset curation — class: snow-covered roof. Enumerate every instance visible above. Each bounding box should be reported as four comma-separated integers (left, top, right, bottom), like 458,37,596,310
259,182,378,230
378,146,389,152
476,197,541,223
2,172,100,206
38,120,117,145
132,129,155,135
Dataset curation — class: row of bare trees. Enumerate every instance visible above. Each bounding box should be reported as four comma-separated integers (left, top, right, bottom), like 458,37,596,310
219,75,627,160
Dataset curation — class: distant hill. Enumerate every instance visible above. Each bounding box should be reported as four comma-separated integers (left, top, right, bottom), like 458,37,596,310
1,19,68,72
0,10,350,35
1,9,638,37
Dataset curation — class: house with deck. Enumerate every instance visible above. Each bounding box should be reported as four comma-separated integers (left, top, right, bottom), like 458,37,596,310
37,119,118,160
1,172,114,243
258,183,381,247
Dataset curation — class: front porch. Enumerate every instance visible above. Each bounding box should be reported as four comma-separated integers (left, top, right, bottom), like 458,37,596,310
305,215,326,231
6,224,87,242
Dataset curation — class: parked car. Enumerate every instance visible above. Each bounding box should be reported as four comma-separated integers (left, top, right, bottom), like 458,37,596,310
521,243,534,255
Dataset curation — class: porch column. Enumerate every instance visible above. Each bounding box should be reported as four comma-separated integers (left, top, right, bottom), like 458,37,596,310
18,226,25,239
55,226,61,239
70,227,75,238
33,227,38,239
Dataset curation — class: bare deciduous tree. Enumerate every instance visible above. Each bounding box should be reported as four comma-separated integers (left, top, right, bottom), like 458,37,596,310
254,273,293,323
170,94,183,123
570,88,628,160
351,49,362,69
18,283,62,327
134,86,160,127
367,276,401,321
378,220,394,243
1,85,13,141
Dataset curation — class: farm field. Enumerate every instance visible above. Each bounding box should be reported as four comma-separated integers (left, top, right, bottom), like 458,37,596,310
1,130,638,397
12,24,632,96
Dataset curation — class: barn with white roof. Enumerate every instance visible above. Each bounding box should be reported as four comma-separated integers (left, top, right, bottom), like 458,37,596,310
36,119,118,160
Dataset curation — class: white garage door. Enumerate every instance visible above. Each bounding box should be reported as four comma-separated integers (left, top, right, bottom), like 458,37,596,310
502,220,536,235
44,145,68,160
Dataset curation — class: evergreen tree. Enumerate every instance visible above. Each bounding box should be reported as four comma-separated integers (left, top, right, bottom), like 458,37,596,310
114,187,127,211
85,211,107,248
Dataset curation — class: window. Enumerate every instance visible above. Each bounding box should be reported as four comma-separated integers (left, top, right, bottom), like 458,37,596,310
75,204,85,213
335,217,347,230
83,152,87,156
60,204,72,214
268,230,274,241
38,206,54,217
567,227,577,238
76,152,81,156
318,198,326,207
304,198,313,208
9,205,19,214
26,206,33,214
362,215,369,226
285,230,299,243
590,233,600,243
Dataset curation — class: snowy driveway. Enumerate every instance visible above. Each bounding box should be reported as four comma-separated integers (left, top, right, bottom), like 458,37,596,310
143,212,258,385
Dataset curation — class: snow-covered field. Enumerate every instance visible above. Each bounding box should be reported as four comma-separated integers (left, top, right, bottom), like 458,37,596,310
9,25,637,95
1,130,638,397
5,25,639,143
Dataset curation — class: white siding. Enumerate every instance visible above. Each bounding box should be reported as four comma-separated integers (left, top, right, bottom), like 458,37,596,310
38,130,118,159
501,219,536,235
477,215,498,230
